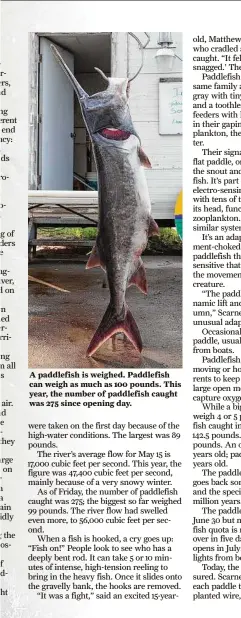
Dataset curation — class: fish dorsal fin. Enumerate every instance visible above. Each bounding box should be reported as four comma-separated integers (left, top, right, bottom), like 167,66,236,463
138,147,152,169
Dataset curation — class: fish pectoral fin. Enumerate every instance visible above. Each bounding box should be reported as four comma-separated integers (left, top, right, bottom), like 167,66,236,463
129,260,148,295
138,147,152,169
86,303,142,357
148,217,159,237
86,244,104,270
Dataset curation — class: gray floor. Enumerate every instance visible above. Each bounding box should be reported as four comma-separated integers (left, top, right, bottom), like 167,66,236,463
28,256,182,368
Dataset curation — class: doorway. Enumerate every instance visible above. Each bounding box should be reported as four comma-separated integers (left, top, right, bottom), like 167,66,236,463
38,32,111,190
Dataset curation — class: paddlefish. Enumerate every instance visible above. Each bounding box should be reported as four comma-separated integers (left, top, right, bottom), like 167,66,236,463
51,45,159,357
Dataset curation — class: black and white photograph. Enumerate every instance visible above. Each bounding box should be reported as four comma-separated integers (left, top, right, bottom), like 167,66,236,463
28,32,183,368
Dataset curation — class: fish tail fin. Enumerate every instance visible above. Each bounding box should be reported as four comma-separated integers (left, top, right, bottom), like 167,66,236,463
86,303,142,357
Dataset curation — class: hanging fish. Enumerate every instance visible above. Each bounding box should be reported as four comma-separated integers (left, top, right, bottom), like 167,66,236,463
51,44,159,357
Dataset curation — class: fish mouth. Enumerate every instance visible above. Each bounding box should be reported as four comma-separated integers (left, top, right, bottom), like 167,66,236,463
98,127,131,141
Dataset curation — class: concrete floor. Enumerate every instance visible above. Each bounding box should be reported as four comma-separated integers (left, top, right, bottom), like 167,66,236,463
28,256,182,368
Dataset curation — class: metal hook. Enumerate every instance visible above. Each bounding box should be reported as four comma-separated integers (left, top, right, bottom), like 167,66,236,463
127,32,150,82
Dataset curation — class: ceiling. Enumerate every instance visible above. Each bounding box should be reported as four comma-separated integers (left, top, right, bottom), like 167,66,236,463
42,33,111,73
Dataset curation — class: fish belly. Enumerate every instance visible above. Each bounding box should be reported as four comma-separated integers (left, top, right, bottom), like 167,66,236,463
96,142,151,312
131,165,151,255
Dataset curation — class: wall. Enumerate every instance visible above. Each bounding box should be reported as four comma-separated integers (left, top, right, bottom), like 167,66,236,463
28,33,39,190
117,32,183,218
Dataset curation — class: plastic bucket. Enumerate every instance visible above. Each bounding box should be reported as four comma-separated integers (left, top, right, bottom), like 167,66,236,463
86,172,98,191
